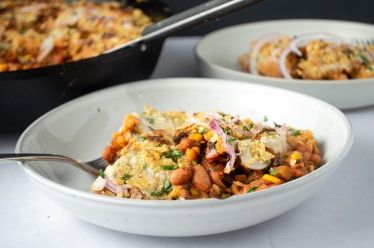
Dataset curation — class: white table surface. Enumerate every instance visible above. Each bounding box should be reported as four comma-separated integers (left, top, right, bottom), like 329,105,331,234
1,37,374,248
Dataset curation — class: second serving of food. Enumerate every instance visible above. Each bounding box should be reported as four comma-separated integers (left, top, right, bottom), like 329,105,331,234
91,106,321,200
238,32,374,80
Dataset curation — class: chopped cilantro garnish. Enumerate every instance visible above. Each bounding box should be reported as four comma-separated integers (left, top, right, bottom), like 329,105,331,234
139,136,146,141
273,122,282,127
291,130,301,136
192,161,198,165
150,179,172,196
265,131,276,135
162,165,178,170
147,118,155,124
121,174,132,181
222,127,231,135
162,148,183,161
269,167,277,176
221,194,228,199
247,186,258,193
243,125,250,131
99,169,105,179
263,115,268,122
282,155,288,160
172,149,183,160
199,128,207,135
359,53,370,65
264,160,270,165
227,137,237,144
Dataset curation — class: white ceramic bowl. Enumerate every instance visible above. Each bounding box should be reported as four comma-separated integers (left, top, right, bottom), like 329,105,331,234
16,78,353,237
195,19,374,110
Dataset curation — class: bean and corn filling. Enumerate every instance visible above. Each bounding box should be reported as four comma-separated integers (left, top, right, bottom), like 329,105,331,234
91,106,321,200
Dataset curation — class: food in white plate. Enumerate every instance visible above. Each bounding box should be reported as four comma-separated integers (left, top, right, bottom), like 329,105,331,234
238,32,374,80
91,106,322,200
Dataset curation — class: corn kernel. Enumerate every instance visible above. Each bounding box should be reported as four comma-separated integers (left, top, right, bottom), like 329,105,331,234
190,187,200,197
191,147,200,156
0,63,8,72
189,133,203,142
290,151,302,161
168,186,181,199
185,148,197,161
116,135,126,147
308,165,315,172
262,174,283,184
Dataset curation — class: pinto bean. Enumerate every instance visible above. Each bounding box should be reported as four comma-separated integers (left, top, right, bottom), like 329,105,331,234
209,164,227,188
205,148,219,160
102,145,117,164
309,154,322,166
178,138,196,152
210,170,226,188
302,152,311,164
192,165,212,193
169,168,192,186
231,182,242,195
295,141,311,153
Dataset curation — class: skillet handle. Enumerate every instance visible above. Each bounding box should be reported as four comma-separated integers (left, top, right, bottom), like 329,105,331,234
142,0,266,37
105,0,266,53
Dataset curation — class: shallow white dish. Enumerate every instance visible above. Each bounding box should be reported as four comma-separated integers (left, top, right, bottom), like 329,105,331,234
195,19,374,110
16,78,353,237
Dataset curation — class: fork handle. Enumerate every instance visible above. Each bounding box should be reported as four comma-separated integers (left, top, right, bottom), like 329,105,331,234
0,153,73,162
0,153,99,176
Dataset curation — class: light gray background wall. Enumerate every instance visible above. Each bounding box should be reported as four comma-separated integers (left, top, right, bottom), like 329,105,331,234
160,0,374,36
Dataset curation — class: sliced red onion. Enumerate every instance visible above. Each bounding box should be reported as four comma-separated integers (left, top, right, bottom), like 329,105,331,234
279,47,294,79
366,50,374,61
279,33,344,78
100,178,128,195
275,123,287,134
249,33,286,75
233,128,256,138
116,184,129,195
37,37,55,63
231,114,240,123
105,179,119,194
252,122,263,133
204,111,225,122
209,120,235,173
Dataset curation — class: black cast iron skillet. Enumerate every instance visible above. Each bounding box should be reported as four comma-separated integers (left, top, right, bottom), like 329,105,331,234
0,0,266,132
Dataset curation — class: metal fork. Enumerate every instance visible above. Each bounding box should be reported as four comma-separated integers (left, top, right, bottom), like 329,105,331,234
0,153,108,176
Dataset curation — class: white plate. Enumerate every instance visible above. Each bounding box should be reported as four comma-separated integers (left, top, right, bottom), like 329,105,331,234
195,19,374,110
16,78,353,237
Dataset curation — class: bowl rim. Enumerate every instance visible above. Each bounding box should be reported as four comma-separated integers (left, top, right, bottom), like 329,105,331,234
195,18,374,85
16,77,354,207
